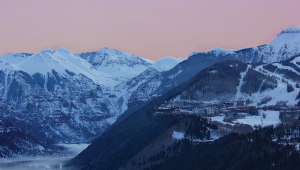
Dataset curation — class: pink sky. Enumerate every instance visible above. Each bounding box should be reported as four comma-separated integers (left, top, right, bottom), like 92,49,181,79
0,0,299,60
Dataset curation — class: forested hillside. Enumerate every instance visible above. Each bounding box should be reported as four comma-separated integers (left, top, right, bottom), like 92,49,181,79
147,127,300,170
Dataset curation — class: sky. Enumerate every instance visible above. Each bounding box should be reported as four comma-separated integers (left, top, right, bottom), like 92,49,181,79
0,0,299,61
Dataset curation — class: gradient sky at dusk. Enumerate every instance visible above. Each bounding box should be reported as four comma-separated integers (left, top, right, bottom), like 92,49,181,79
0,0,299,60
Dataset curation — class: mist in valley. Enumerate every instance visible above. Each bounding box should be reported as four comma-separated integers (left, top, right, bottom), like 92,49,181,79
0,144,89,170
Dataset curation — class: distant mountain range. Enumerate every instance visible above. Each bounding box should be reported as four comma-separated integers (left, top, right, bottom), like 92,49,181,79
117,26,300,121
0,26,299,158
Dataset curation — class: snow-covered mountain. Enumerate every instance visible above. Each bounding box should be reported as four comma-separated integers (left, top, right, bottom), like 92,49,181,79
202,26,300,63
0,52,33,64
0,45,191,152
76,47,152,81
166,56,300,108
0,44,193,158
119,27,300,114
0,47,156,149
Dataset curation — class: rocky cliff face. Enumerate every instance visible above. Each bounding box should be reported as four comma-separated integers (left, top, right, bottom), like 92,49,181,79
0,47,153,147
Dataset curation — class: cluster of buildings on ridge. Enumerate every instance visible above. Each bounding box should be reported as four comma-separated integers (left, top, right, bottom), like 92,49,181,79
154,101,253,117
154,100,300,119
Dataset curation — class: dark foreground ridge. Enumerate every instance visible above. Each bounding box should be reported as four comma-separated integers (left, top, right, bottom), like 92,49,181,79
147,127,300,170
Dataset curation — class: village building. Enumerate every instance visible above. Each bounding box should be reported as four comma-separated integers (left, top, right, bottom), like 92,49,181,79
193,107,219,117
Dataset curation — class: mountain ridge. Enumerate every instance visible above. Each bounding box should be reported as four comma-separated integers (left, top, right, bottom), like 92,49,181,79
122,26,300,113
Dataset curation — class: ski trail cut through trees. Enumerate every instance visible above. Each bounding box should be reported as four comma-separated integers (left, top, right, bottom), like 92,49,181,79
258,79,266,93
235,65,250,107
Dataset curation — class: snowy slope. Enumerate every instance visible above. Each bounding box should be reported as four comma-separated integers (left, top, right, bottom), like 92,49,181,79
248,59,300,107
200,26,300,63
150,56,186,71
169,57,300,108
258,26,300,63
211,110,281,128
16,48,116,87
0,52,33,64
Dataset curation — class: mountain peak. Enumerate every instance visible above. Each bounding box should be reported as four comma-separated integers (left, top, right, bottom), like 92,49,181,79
97,47,129,58
204,47,235,55
150,56,183,71
56,47,72,53
101,47,111,50
188,51,199,58
41,48,55,54
278,26,300,35
98,47,116,53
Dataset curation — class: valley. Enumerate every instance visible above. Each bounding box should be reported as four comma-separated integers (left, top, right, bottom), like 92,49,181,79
0,143,88,170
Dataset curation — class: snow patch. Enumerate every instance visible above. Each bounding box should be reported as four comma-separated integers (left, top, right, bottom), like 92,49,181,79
233,110,281,127
211,111,281,128
208,70,218,74
172,131,185,140
106,117,117,125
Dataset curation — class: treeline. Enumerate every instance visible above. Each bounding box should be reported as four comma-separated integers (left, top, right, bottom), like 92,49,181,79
127,115,219,169
146,126,300,170
180,60,247,101
185,117,218,140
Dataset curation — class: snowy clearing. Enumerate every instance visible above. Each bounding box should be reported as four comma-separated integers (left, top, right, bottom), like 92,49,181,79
172,131,185,140
233,110,281,127
211,110,281,128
